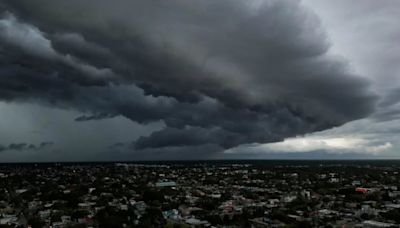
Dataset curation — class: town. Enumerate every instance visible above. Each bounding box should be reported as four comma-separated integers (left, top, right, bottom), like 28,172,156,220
1,161,400,227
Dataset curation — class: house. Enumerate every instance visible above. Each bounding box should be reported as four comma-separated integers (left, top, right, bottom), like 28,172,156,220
155,181,177,187
363,220,396,228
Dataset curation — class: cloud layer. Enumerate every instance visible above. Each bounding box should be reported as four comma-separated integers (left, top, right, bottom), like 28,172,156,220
0,0,376,155
0,141,53,153
238,136,392,155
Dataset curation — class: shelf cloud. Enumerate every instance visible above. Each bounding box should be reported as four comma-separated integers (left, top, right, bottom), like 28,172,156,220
0,0,377,157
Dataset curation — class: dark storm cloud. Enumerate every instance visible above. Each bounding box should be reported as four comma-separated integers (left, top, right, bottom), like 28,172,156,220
7,143,28,151
75,113,118,122
368,88,400,122
0,141,54,152
0,0,376,152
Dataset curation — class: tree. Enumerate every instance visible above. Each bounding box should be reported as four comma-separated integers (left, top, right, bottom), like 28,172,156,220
138,207,166,227
27,218,45,228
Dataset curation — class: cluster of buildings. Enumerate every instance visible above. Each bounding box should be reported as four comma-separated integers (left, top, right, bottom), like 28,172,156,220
1,162,400,227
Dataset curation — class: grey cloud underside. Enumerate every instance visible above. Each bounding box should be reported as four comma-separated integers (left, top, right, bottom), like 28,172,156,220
0,0,376,151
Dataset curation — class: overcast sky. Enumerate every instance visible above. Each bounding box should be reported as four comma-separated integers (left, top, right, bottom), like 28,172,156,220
0,0,399,161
